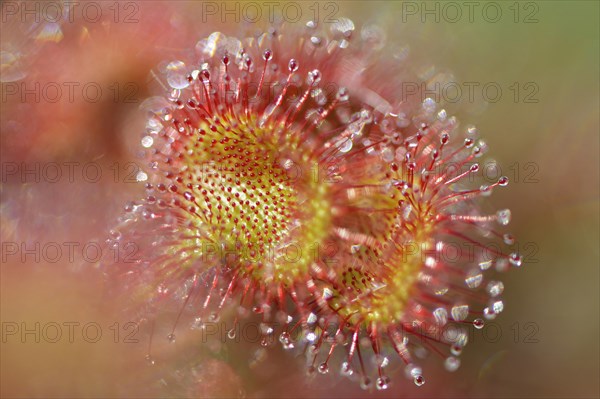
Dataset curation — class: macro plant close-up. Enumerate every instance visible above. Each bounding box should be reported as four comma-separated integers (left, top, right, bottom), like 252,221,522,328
1,1,598,399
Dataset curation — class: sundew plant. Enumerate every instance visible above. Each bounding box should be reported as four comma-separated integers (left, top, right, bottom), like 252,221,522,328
103,17,522,392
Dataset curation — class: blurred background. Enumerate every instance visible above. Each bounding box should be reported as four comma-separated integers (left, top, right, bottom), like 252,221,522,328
1,1,598,398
